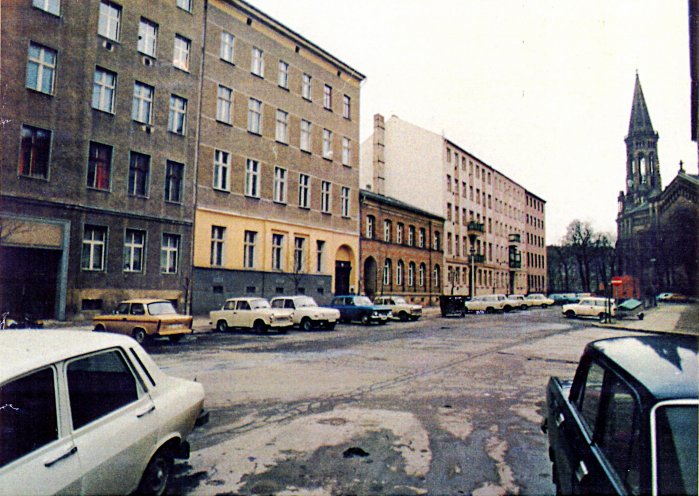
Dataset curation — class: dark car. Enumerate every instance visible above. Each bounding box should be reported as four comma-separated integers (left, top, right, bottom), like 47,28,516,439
329,295,392,325
543,335,697,495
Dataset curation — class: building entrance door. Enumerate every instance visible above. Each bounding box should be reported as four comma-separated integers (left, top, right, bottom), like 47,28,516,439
0,247,60,318
335,261,351,295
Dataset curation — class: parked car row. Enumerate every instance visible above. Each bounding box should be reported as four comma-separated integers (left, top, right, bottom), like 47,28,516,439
463,293,555,314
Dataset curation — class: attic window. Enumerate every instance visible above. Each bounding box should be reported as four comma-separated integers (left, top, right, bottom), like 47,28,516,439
246,18,252,26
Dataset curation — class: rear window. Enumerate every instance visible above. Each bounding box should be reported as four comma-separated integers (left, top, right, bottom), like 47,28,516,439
0,368,58,468
655,404,698,496
147,301,177,315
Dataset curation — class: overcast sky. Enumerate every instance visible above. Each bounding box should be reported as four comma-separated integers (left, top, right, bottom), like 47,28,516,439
252,0,695,243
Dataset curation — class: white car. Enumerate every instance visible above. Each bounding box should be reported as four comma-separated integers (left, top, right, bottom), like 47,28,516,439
464,295,507,313
270,296,340,331
0,330,207,496
373,296,422,321
525,293,555,308
562,297,617,320
210,297,293,333
505,294,530,310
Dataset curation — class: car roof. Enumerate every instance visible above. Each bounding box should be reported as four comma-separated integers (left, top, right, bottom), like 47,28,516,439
118,298,170,304
590,335,698,401
1,330,139,383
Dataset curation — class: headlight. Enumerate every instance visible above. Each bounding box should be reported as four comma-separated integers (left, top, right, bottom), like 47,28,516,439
372,311,379,317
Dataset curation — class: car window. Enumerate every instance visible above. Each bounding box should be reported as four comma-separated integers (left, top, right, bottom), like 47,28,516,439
224,300,236,310
270,299,283,309
115,303,130,315
578,361,604,434
355,297,372,306
67,350,139,430
284,300,295,309
237,301,251,310
148,301,177,315
598,375,641,495
0,367,58,468
655,404,698,496
130,304,145,315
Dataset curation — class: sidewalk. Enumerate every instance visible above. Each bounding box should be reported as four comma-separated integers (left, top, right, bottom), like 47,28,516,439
595,303,699,336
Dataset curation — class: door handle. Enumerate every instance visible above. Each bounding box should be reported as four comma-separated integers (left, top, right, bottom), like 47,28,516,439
555,412,565,427
137,405,156,418
575,460,589,482
44,446,78,467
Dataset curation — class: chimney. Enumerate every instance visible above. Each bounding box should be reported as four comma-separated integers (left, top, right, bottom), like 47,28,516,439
372,113,386,195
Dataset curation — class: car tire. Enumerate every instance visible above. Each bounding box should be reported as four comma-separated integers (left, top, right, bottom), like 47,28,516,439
485,307,494,314
520,304,527,310
301,318,313,332
253,320,267,334
503,305,512,313
216,320,228,332
93,324,106,332
541,304,548,309
169,334,183,343
398,311,409,322
137,450,172,496
598,312,607,322
565,310,575,319
361,314,370,325
132,328,147,344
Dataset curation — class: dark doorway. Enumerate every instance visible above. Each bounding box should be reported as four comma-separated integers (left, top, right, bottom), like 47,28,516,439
335,261,351,295
0,247,60,318
363,257,377,299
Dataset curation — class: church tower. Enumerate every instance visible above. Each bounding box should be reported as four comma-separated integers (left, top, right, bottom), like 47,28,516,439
623,73,662,207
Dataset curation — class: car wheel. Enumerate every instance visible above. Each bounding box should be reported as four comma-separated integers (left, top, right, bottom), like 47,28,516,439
169,334,183,343
253,320,267,334
132,328,147,344
137,450,172,496
93,324,106,332
361,314,370,325
301,318,313,332
485,307,494,314
565,310,575,319
398,311,409,322
503,305,512,313
520,304,527,310
598,312,607,322
216,320,228,332
541,304,548,309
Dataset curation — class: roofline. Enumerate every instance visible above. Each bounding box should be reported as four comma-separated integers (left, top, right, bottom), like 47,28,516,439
360,189,446,221
218,0,366,82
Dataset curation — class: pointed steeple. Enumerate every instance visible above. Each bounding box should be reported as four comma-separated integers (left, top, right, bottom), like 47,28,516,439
628,73,655,136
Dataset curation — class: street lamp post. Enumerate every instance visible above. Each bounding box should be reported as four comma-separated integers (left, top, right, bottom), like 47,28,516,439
469,247,475,298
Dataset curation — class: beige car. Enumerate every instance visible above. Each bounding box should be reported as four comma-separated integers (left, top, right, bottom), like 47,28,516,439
373,296,422,321
525,293,555,308
0,330,207,496
93,299,192,344
270,296,340,331
210,297,293,334
464,295,507,313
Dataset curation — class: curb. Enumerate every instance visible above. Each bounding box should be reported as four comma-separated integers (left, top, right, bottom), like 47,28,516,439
593,323,699,336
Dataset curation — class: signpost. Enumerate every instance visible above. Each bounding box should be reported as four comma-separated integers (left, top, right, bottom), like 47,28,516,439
608,277,623,323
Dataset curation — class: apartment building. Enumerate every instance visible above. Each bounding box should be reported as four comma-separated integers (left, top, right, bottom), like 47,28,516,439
0,0,202,319
525,192,547,293
359,190,444,305
361,114,546,297
191,0,365,312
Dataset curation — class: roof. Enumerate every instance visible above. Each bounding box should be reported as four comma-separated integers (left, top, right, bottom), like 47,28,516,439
627,73,656,138
360,189,445,221
590,335,698,401
118,299,171,304
1,330,138,383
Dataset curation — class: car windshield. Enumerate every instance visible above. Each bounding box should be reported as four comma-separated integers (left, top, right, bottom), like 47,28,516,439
295,297,317,308
355,296,373,306
147,301,177,315
654,404,698,495
251,299,271,309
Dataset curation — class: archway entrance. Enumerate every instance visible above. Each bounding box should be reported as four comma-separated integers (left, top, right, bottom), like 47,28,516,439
363,257,377,299
334,245,355,295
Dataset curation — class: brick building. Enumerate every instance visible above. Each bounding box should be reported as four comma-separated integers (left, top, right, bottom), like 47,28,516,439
359,190,444,305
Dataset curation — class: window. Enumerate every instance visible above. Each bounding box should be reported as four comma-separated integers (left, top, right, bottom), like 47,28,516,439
176,0,191,12
408,262,416,287
341,187,350,217
251,47,264,77
248,98,262,134
98,1,121,41
33,0,60,15
323,84,332,110
383,259,392,286
383,220,392,242
322,129,332,159
19,125,51,179
210,226,225,266
397,223,404,244
217,85,232,124
342,137,350,166
173,35,190,71
366,215,375,238
272,233,284,270
433,232,441,251
273,167,287,203
278,60,289,88
138,18,157,57
245,159,259,197
161,233,180,274
314,182,329,215
92,67,116,113
26,43,56,95
578,362,605,433
298,173,310,208
220,31,235,63
0,368,58,468
87,141,112,190
433,265,441,288
300,119,311,152
67,350,139,429
164,160,184,203
128,152,150,197
132,82,154,124
419,228,425,248
275,110,288,143
343,95,351,119
294,237,305,272
397,260,404,286
213,149,230,191
316,240,325,272
81,225,107,271
123,229,145,272
419,263,425,287
243,230,256,268
168,95,187,135
302,73,312,100
408,226,415,246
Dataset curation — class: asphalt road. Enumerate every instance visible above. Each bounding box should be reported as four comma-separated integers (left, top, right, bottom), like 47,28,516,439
146,307,642,496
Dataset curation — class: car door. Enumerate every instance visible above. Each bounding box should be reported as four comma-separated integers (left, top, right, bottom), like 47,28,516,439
0,366,83,496
236,300,252,327
66,348,158,495
107,303,131,335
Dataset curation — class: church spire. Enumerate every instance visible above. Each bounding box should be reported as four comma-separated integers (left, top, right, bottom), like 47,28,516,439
628,72,655,137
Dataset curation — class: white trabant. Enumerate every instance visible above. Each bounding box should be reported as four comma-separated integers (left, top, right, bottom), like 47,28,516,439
269,296,340,331
464,295,507,314
505,294,530,310
210,297,293,334
562,297,617,320
372,296,422,321
0,330,207,496
524,293,555,308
